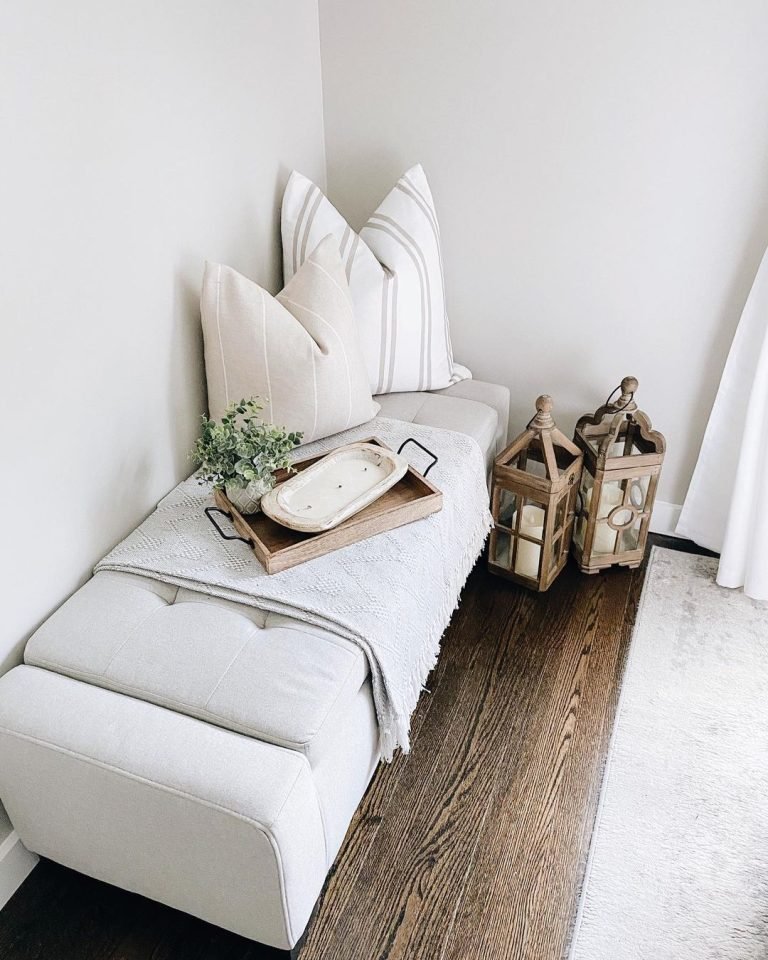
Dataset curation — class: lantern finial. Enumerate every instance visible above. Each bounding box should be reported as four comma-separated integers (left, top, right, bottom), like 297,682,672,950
532,394,555,430
607,376,638,413
603,377,638,413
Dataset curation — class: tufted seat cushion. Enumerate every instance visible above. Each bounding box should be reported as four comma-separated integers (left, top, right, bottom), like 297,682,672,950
25,571,368,763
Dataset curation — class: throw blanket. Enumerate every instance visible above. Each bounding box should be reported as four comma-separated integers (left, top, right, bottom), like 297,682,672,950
96,418,492,759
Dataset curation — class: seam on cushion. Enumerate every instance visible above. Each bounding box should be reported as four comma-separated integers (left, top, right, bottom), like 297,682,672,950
292,653,365,867
305,257,354,312
202,625,260,710
418,395,495,446
27,658,313,753
310,331,318,439
0,725,311,946
278,295,354,431
215,264,230,408
171,593,267,627
306,653,364,751
382,395,432,423
100,601,174,677
259,287,274,421
89,572,180,608
260,618,363,659
269,754,329,869
424,394,493,414
426,392,500,440
411,395,432,423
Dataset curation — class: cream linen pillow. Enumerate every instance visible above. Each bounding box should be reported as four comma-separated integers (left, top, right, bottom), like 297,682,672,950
282,164,471,395
201,235,380,443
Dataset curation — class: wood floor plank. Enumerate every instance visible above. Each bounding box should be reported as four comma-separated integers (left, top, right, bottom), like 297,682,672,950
440,566,635,960
294,571,483,953
298,568,543,960
299,561,615,960
0,860,134,960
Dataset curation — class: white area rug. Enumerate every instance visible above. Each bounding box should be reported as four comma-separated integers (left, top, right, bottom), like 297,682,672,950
569,547,768,960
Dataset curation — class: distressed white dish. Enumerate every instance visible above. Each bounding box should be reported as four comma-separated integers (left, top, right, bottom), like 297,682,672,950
260,442,408,533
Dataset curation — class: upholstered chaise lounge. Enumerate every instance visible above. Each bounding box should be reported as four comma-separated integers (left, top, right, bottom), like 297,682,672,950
0,380,508,953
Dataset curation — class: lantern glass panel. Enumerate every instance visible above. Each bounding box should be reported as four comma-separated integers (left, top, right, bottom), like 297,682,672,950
623,441,648,456
520,499,546,540
610,506,634,527
593,519,618,555
629,476,650,510
601,438,646,458
586,421,653,459
554,496,567,534
549,529,562,573
513,544,542,579
578,469,593,510
619,517,643,552
574,513,586,550
492,529,512,569
504,445,547,478
523,454,548,478
574,470,593,549
595,480,624,518
498,488,517,528
512,500,546,580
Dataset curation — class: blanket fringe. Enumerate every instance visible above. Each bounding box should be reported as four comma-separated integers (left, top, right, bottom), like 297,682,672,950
379,507,493,761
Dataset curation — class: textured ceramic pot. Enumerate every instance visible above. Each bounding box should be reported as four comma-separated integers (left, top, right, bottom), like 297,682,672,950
224,476,274,515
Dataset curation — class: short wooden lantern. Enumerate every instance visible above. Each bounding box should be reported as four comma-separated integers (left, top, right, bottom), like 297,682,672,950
488,395,583,591
571,377,666,573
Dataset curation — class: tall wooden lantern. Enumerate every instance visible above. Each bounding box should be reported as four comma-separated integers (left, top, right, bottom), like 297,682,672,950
489,395,583,591
571,377,666,573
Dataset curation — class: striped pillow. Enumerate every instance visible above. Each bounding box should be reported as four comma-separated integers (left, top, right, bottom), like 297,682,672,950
282,164,471,394
201,236,379,443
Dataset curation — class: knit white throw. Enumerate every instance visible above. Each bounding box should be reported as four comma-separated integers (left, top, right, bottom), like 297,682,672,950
96,418,492,759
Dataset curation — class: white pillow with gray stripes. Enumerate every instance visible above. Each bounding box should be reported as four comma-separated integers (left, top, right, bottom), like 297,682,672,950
282,164,471,395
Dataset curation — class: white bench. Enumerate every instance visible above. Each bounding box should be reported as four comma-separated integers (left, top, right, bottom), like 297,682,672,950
0,380,509,952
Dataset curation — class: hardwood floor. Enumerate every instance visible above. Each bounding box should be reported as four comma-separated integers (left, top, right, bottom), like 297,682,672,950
0,537,708,960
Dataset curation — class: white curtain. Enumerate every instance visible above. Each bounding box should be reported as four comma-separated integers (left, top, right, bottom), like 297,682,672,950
677,247,768,601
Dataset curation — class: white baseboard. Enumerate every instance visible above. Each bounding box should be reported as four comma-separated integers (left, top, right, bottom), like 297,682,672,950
0,831,38,910
649,500,683,538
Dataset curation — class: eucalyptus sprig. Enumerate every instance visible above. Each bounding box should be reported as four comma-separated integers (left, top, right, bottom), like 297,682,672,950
192,398,302,490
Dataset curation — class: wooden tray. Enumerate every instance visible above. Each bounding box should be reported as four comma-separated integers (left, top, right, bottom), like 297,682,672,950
209,437,443,574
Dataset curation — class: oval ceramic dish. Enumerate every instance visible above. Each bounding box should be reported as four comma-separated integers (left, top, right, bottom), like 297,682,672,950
260,442,409,533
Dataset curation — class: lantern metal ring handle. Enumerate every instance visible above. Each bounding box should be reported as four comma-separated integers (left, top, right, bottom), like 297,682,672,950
604,381,636,413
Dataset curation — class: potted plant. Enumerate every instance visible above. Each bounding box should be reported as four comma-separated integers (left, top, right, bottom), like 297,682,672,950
193,398,303,514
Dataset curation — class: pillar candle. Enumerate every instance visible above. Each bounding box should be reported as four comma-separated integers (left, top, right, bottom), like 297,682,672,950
584,484,624,553
584,483,623,518
513,505,545,578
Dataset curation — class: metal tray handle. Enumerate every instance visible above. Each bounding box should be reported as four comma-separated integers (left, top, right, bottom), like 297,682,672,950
204,506,253,546
397,438,439,478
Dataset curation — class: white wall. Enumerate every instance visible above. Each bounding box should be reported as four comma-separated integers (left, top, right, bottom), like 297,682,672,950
0,0,326,841
318,0,768,507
